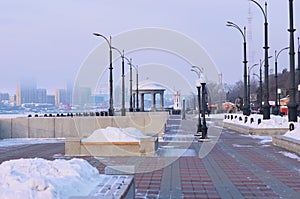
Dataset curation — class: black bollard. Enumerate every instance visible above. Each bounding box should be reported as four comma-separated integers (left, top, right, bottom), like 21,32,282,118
289,123,295,131
258,118,261,125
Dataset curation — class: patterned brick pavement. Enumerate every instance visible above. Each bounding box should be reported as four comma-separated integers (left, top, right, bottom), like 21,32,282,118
1,115,300,198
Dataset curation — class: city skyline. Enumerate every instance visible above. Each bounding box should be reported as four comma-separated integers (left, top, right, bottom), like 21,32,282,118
0,1,299,95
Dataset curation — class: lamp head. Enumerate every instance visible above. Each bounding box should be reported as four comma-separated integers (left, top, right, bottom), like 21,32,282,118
226,21,234,26
93,32,102,37
277,88,282,94
200,73,207,84
196,79,201,87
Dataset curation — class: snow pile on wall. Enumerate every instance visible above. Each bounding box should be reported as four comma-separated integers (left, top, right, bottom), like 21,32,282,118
82,127,151,143
224,114,289,128
0,158,108,199
284,127,300,140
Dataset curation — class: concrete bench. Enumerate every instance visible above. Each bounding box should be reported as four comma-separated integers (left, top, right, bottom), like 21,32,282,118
65,137,158,157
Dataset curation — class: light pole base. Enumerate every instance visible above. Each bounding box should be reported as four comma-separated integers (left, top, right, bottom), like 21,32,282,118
108,108,114,116
262,104,270,120
121,109,126,116
194,132,202,137
288,103,298,122
273,106,280,115
198,138,210,142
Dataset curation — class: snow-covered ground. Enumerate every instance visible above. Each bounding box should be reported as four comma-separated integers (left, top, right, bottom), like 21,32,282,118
223,113,300,141
0,158,111,199
241,134,273,145
278,151,300,161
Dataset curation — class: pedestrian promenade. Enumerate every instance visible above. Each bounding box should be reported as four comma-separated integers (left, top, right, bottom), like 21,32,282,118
1,115,300,198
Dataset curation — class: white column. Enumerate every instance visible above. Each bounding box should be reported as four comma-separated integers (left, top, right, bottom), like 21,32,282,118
160,92,164,109
152,92,156,111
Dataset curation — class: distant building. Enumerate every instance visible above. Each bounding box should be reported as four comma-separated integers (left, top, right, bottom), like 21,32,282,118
10,95,16,105
79,87,92,105
0,93,9,101
36,89,47,104
55,83,73,107
46,95,55,105
56,89,67,106
66,82,73,106
16,79,37,106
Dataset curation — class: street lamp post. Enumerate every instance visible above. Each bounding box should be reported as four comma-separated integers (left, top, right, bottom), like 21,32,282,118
298,37,300,104
199,73,208,141
298,37,300,105
257,56,272,114
112,47,126,116
191,66,203,135
248,63,259,112
182,98,186,120
278,88,282,112
274,47,289,115
226,21,249,116
259,59,263,112
287,0,297,122
252,73,261,110
127,59,134,112
93,33,114,116
250,0,270,120
132,65,139,112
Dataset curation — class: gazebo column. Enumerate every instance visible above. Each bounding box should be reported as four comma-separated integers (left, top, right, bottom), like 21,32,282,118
141,93,145,112
151,92,156,111
160,92,164,110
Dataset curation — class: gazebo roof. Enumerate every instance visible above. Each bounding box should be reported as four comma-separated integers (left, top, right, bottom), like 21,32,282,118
135,80,166,91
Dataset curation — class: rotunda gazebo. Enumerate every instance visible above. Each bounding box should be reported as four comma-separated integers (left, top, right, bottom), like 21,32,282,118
133,80,166,112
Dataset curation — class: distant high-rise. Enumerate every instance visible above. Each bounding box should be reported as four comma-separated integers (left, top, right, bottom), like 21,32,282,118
0,93,9,101
36,89,47,104
66,82,73,106
56,89,67,106
16,79,37,106
46,95,55,105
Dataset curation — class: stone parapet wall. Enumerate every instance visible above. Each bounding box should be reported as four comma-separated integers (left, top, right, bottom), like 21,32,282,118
272,135,300,156
223,122,288,135
0,112,169,139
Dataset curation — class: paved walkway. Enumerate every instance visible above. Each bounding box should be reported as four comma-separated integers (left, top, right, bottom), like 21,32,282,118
1,115,300,198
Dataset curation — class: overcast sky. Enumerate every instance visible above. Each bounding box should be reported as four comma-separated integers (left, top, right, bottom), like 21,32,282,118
0,0,299,95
